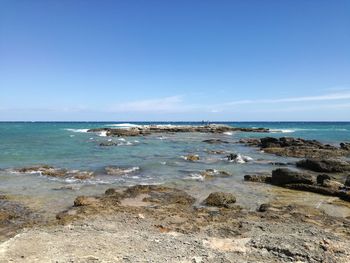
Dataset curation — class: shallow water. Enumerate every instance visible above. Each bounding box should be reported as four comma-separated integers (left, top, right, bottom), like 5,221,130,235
0,122,349,218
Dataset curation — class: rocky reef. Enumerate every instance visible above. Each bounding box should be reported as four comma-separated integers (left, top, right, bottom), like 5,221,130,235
88,124,269,137
239,137,350,158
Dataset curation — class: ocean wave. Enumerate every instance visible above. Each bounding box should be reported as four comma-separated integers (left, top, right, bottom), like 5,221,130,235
223,131,233,135
184,173,205,181
270,129,295,133
98,131,107,137
64,128,89,133
108,123,141,128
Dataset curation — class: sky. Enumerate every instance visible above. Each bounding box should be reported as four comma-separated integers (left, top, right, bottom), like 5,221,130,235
0,0,349,121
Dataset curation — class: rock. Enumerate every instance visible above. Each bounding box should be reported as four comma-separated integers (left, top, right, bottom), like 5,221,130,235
296,159,350,173
240,137,350,158
340,142,350,151
88,125,269,138
257,203,271,212
244,175,271,183
125,185,196,206
202,139,229,144
285,184,340,196
199,169,231,179
104,166,139,176
345,175,350,187
15,166,94,180
260,137,280,148
184,155,200,161
99,141,117,147
204,192,236,208
271,168,315,186
74,196,100,207
316,174,331,185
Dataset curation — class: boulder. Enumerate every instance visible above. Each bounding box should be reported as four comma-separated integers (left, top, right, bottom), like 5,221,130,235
204,192,236,208
271,168,315,186
296,159,350,173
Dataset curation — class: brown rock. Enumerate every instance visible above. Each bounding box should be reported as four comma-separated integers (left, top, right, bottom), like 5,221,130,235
204,192,236,208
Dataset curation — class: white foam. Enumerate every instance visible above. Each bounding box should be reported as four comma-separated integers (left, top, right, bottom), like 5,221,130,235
184,173,205,181
229,154,253,164
98,131,107,137
270,129,295,133
108,123,141,128
64,128,89,133
223,132,233,135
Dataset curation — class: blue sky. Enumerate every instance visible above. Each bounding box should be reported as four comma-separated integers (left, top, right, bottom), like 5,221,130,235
0,0,349,121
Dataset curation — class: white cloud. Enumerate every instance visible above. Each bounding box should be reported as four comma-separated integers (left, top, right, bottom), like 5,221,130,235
225,91,350,106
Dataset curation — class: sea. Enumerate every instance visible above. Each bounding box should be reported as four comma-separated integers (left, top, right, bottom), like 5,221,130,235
1,122,350,217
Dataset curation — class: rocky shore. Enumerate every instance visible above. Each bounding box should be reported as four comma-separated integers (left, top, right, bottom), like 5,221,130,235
1,185,350,262
1,129,350,262
88,124,270,137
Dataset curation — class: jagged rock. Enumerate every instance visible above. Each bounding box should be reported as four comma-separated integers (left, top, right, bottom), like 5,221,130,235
296,159,350,173
202,139,229,144
271,168,315,186
240,137,350,158
204,192,236,208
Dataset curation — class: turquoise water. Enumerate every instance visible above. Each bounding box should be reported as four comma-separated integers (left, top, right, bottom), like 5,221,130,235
0,122,350,217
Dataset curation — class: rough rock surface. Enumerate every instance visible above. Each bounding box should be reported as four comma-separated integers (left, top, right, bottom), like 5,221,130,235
15,166,94,180
203,192,236,208
88,124,269,137
245,168,350,203
239,137,350,158
296,159,350,173
1,186,350,262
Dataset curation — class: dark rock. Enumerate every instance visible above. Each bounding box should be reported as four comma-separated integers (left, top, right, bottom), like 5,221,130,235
258,203,271,212
241,136,350,158
202,139,229,144
340,142,350,151
204,192,236,208
296,159,350,173
345,175,350,187
271,168,315,186
99,141,117,147
316,174,331,185
285,184,340,196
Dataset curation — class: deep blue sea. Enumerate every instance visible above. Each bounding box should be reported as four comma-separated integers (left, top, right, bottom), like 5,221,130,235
0,122,349,217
